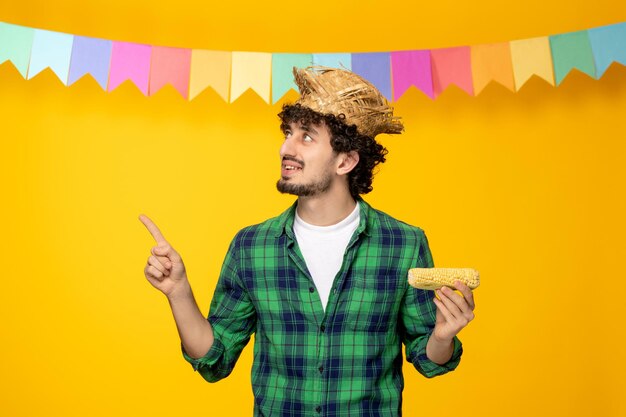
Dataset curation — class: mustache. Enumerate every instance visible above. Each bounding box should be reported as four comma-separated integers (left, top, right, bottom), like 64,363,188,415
282,156,304,168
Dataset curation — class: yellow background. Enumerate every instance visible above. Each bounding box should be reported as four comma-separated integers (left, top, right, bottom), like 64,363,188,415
1,1,626,416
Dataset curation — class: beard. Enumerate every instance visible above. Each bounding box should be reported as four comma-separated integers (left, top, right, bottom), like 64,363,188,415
276,171,333,197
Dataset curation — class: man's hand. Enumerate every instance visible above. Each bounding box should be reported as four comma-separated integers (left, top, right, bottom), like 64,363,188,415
139,214,189,298
431,280,476,343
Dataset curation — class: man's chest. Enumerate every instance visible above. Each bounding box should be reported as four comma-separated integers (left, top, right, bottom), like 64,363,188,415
237,238,417,333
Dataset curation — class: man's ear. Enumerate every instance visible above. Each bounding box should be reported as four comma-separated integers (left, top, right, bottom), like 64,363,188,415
336,151,360,176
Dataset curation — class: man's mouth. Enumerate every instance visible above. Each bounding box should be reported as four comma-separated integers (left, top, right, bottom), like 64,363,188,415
281,164,302,178
281,157,304,174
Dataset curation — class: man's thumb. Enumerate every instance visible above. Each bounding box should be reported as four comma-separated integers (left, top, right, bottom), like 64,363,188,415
153,246,167,255
153,245,180,261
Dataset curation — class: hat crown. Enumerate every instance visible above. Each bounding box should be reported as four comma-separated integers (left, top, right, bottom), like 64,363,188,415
293,66,404,138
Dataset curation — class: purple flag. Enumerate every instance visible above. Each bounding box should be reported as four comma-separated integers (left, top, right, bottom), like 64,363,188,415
351,52,392,101
68,36,113,90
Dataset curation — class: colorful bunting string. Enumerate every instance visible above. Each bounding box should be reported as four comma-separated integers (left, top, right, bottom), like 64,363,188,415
1,20,625,103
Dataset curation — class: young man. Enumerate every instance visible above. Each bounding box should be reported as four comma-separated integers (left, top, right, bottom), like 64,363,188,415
140,66,475,417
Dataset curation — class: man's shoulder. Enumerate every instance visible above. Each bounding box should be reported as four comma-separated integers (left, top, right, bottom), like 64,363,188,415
230,205,295,246
364,201,427,241
237,215,283,237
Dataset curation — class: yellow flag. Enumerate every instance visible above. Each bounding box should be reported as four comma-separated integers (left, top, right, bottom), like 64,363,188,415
189,50,232,101
510,37,555,90
230,52,272,103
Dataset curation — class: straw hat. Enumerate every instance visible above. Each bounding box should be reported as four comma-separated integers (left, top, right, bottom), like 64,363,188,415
293,65,404,138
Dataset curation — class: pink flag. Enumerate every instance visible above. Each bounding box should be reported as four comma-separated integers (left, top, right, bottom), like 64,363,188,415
149,46,192,98
108,42,151,95
391,50,433,100
430,46,474,97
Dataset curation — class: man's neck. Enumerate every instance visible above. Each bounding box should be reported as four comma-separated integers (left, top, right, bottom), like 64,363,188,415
296,191,358,227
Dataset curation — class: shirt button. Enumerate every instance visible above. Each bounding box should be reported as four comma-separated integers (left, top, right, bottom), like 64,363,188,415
309,287,315,293
318,365,324,373
315,406,322,413
320,325,325,333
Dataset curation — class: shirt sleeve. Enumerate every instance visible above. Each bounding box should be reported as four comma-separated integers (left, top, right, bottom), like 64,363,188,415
181,233,257,383
399,228,463,378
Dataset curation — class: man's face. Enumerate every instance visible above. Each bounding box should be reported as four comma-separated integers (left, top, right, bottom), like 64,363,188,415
276,120,339,197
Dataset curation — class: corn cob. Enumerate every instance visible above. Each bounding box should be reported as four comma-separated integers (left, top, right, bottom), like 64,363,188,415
407,268,480,290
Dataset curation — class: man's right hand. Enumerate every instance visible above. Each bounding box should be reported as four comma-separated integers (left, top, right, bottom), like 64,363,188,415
139,214,189,298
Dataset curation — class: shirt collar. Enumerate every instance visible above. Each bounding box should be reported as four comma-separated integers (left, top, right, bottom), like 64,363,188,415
273,196,372,239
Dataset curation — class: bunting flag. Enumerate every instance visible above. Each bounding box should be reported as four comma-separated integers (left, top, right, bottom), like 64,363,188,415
272,53,313,104
312,53,351,70
431,46,474,97
0,20,625,103
150,46,192,98
471,42,516,95
68,36,112,90
0,23,34,78
588,23,626,77
509,37,554,90
352,52,393,101
28,29,73,84
108,42,152,95
550,30,597,85
230,52,271,103
189,50,231,101
391,50,433,100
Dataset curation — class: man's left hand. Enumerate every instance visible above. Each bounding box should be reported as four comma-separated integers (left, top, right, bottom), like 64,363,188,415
431,280,476,342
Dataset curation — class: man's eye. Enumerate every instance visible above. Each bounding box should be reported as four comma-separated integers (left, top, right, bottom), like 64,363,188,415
303,134,313,142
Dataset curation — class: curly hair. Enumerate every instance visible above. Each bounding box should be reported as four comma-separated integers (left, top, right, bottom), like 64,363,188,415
277,103,388,198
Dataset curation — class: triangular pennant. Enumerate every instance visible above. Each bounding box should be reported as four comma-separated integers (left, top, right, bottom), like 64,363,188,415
108,42,151,95
28,29,73,84
0,22,34,78
588,22,626,78
509,37,555,89
312,53,352,70
550,31,596,85
68,36,112,90
189,50,231,102
430,47,474,97
149,46,192,98
391,50,434,100
271,53,313,103
351,52,392,101
471,42,516,95
230,52,271,103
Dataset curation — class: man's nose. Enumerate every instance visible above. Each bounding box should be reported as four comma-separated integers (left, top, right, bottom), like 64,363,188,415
280,135,297,157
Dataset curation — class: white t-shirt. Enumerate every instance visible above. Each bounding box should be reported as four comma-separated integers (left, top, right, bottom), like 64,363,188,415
293,202,360,311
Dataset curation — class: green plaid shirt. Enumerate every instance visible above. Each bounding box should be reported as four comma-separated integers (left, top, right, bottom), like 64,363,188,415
182,198,462,416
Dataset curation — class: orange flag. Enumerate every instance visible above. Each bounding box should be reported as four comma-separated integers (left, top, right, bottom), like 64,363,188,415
471,43,515,95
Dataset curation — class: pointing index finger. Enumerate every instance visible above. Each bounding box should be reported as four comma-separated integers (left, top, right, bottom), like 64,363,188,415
138,214,167,244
